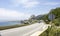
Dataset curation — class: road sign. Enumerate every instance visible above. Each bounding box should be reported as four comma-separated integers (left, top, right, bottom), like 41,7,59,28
48,14,55,21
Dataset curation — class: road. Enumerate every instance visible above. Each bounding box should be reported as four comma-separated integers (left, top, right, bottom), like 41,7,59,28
0,22,48,36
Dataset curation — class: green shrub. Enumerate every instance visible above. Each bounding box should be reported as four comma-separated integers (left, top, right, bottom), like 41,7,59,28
52,19,60,26
39,26,60,36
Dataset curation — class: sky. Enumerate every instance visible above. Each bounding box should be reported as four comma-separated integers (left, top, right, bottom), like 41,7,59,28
0,0,60,21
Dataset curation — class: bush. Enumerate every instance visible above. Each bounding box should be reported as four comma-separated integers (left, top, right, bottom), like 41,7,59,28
52,19,60,26
39,26,60,36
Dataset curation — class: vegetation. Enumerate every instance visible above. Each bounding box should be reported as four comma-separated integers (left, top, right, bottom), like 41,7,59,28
39,7,60,36
39,26,60,36
52,18,60,26
42,7,60,26
49,8,60,18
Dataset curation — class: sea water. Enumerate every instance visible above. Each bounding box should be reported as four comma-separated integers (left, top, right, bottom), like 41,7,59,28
0,21,21,26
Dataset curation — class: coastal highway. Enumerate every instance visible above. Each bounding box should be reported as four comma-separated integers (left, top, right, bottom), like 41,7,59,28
0,22,48,36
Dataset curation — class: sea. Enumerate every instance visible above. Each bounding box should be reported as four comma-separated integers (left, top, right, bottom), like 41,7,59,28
0,21,21,26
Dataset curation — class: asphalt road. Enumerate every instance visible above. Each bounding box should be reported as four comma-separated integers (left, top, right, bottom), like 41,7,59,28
0,22,48,36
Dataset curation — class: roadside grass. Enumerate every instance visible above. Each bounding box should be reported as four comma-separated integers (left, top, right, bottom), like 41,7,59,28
0,24,30,30
39,26,60,36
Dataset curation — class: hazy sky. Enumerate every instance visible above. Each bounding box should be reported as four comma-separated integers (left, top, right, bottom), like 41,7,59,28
0,0,60,21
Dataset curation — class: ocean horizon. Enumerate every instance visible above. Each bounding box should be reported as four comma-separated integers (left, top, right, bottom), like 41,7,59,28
0,21,21,26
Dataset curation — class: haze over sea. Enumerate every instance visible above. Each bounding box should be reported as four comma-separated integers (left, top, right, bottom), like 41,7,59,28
0,21,21,26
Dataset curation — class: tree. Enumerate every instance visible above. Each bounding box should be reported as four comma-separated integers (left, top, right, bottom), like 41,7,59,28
49,8,60,18
30,15,36,20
